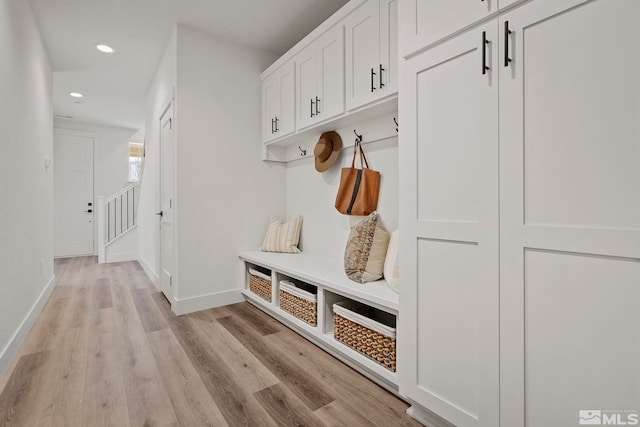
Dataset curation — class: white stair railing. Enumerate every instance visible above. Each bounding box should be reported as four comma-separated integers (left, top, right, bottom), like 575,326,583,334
97,182,140,263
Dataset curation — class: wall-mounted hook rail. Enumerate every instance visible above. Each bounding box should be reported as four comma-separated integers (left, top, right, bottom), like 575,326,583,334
394,117,398,133
354,129,363,143
298,146,306,156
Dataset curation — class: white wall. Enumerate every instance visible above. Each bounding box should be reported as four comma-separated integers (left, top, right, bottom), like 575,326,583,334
0,0,54,377
138,28,177,283
286,137,399,258
174,24,285,307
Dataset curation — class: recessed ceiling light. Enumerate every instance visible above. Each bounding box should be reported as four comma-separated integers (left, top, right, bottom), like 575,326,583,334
96,44,115,53
69,92,83,98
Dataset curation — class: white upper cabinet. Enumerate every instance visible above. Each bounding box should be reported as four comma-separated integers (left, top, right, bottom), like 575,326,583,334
295,26,345,131
380,0,398,96
345,0,398,111
399,0,495,58
399,0,527,59
262,62,295,144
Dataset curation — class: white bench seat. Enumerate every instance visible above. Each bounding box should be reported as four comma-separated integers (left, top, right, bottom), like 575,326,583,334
239,250,398,312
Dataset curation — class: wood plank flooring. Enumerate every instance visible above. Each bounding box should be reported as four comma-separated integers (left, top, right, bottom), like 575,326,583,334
0,256,421,426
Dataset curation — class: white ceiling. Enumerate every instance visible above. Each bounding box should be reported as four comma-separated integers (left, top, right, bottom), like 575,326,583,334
29,0,349,130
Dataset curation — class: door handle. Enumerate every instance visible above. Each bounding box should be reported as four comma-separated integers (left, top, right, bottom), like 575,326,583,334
275,116,279,132
504,21,512,67
371,68,377,92
310,98,315,118
379,64,385,89
482,31,490,75
315,96,320,115
84,209,93,213
155,211,163,217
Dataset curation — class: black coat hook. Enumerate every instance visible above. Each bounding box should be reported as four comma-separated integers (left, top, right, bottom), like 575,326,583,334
298,146,306,156
353,129,362,143
394,117,398,133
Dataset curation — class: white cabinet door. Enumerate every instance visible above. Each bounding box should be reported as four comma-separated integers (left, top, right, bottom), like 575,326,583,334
262,75,279,143
316,25,345,123
345,0,398,111
344,0,380,110
499,1,640,426
379,0,398,97
276,61,295,139
399,0,496,58
295,45,317,130
399,21,499,427
296,26,344,130
262,62,295,143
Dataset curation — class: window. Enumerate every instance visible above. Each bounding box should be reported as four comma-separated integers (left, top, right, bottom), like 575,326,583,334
129,142,143,182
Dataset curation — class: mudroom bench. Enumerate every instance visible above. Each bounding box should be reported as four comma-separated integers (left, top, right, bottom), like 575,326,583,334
238,250,399,392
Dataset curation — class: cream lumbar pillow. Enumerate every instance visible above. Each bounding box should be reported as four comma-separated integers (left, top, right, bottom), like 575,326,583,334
384,230,399,293
261,216,303,253
344,211,390,283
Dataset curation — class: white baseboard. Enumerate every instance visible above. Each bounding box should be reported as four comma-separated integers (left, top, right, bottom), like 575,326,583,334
172,289,244,316
137,255,159,287
105,252,137,263
0,275,56,379
407,404,456,427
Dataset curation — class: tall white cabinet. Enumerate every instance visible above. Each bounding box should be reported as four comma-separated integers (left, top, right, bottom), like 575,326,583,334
499,1,640,426
399,20,500,427
399,0,640,426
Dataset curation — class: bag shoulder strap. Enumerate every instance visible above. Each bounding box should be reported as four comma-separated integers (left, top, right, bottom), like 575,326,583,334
350,140,371,169
359,142,370,169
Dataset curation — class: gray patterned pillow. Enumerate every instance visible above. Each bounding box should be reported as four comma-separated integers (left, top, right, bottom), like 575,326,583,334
344,212,390,283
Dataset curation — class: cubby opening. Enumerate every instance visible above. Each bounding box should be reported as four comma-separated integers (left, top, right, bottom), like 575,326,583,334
246,263,272,302
275,273,318,326
326,293,397,372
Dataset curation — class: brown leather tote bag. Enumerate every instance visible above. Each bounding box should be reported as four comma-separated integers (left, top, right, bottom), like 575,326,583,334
335,141,380,215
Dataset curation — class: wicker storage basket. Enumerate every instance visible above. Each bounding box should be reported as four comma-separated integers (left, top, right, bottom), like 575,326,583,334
333,301,396,372
279,280,317,326
248,267,272,302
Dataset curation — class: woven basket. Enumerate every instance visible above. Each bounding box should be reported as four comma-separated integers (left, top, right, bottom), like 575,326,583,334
279,289,317,325
333,312,396,372
248,269,272,302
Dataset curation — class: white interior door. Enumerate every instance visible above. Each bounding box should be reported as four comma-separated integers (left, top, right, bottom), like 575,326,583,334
499,1,640,426
160,105,175,301
54,131,94,257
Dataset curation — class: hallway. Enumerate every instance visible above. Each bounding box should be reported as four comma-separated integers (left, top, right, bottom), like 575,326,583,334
0,257,418,426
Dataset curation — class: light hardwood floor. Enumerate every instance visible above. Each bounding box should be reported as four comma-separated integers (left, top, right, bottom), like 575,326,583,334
0,257,421,426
